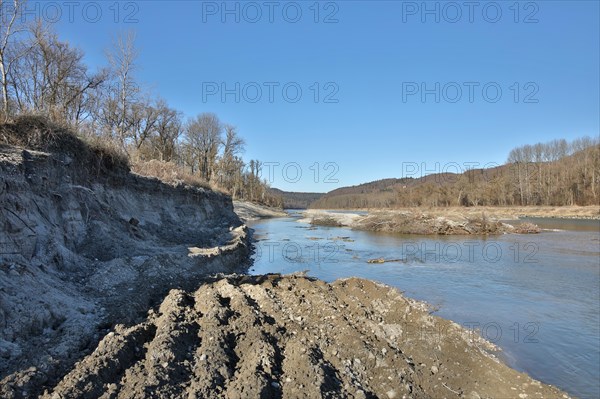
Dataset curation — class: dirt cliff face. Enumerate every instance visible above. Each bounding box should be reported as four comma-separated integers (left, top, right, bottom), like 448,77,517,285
0,145,250,398
41,275,569,399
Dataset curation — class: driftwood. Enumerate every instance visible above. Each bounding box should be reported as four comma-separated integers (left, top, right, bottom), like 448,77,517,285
367,258,404,264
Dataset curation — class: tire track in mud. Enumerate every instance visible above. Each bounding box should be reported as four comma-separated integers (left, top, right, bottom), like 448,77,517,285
42,275,572,399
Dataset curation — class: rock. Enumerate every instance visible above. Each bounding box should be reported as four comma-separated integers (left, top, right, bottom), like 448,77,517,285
354,389,366,399
21,150,33,161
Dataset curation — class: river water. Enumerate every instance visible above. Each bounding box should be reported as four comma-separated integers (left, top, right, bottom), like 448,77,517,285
248,212,600,399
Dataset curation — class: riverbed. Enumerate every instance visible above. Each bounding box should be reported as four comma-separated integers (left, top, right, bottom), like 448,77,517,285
248,212,600,399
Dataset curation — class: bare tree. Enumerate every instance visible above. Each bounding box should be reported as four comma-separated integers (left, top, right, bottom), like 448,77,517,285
184,113,222,181
7,21,107,124
128,96,159,155
150,99,182,162
216,124,245,190
0,0,30,120
247,159,263,201
106,30,139,147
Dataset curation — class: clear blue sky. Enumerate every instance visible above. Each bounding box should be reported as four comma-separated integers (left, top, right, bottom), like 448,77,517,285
47,0,599,192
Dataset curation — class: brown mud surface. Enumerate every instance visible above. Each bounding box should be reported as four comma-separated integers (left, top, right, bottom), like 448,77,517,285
40,275,570,399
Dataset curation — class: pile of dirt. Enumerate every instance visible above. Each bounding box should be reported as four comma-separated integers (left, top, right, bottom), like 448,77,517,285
38,275,570,399
0,139,250,397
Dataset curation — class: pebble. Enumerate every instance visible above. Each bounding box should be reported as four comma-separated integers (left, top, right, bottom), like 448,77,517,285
199,354,206,361
355,389,366,399
430,366,438,375
386,389,397,398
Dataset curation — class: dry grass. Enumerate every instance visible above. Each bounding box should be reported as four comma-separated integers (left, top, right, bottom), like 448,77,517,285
0,114,129,176
132,159,212,190
0,115,224,193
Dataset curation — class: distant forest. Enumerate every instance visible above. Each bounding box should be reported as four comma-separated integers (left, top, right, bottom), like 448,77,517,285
310,137,600,209
269,189,324,209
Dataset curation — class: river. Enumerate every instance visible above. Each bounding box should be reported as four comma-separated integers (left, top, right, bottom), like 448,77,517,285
248,211,600,399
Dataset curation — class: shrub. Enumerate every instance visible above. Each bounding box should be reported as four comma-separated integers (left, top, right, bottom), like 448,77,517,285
132,159,211,190
514,222,541,234
310,216,343,227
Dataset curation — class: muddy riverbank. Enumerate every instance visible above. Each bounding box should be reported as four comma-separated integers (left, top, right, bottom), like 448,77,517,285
41,275,570,399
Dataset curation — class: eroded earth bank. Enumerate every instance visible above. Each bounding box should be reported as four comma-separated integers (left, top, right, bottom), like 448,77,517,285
0,135,249,398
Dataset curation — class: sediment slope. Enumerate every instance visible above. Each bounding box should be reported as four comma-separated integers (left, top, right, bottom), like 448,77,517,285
0,144,250,398
233,200,287,222
42,275,569,399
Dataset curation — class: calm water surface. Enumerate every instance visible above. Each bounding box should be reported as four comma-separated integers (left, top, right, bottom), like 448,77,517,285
248,212,600,399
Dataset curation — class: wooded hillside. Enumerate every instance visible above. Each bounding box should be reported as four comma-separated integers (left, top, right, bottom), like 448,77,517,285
311,138,600,209
268,188,324,209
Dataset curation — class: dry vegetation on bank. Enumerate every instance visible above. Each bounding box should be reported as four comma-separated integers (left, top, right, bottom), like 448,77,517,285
312,138,600,210
305,209,552,235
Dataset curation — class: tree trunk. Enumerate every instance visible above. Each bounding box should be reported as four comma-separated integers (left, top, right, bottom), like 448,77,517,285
0,61,8,121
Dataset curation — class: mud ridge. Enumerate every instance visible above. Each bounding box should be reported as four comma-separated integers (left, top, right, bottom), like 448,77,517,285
42,275,570,399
